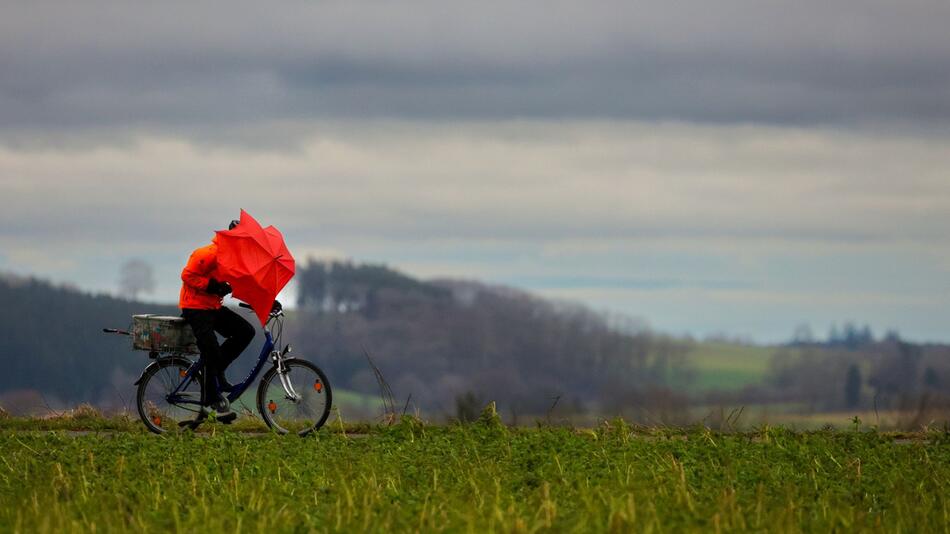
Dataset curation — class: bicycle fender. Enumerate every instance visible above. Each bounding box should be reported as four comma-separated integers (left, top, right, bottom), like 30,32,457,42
133,356,195,385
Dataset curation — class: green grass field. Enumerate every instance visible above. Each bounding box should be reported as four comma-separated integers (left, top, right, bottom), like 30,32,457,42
1,416,947,532
686,342,777,391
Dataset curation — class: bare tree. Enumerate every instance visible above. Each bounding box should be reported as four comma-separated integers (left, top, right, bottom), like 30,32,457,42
791,323,814,345
119,259,155,300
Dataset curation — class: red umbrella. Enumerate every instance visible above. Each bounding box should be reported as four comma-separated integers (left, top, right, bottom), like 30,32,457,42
214,209,295,326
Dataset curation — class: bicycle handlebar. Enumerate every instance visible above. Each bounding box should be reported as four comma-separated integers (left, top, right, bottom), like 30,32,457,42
238,301,283,317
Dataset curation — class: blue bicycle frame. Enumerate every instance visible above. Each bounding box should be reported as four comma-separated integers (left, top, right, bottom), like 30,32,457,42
167,330,275,406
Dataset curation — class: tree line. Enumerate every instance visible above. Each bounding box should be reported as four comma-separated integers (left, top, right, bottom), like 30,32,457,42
288,260,696,419
0,273,181,411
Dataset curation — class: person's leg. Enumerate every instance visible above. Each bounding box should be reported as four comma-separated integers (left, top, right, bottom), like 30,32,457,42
181,309,220,407
212,306,256,385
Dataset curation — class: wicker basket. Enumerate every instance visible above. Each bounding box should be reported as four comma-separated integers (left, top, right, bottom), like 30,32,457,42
131,315,199,354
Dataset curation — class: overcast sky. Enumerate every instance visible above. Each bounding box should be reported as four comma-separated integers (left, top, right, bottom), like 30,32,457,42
2,1,949,342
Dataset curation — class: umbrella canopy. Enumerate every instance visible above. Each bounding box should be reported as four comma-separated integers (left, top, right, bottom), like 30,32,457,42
214,209,295,326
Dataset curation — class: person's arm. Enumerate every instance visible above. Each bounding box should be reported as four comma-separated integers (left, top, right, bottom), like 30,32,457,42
181,246,218,292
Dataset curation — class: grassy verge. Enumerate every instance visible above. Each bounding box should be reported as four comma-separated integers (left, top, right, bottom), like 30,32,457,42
0,411,376,435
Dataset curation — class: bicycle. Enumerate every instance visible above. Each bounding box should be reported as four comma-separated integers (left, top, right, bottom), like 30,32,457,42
104,302,332,435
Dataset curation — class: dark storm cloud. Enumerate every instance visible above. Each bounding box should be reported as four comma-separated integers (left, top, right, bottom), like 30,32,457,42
1,0,949,136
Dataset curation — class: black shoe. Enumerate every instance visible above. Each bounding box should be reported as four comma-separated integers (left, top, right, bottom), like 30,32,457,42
178,407,209,429
212,398,237,424
216,409,238,424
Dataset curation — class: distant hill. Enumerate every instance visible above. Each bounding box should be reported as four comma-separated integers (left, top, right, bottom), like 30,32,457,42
0,274,180,410
287,260,696,417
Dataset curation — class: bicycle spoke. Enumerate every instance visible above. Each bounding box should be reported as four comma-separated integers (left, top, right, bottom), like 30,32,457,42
259,361,330,435
138,360,203,433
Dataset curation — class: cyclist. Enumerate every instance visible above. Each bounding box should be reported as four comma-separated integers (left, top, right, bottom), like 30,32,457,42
179,219,254,422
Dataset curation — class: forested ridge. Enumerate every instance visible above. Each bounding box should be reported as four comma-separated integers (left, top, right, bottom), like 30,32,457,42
290,260,695,417
0,273,180,406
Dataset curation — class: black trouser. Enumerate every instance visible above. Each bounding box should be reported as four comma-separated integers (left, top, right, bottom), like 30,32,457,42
181,307,255,405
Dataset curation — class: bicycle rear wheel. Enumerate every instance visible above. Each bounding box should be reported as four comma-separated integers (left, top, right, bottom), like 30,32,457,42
136,358,203,434
256,359,332,436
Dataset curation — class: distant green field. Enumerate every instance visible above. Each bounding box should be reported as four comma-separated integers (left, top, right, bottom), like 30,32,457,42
685,342,778,391
331,388,386,419
228,386,383,420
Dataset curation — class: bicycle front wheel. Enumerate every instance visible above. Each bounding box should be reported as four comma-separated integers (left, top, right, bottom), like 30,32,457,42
256,359,332,436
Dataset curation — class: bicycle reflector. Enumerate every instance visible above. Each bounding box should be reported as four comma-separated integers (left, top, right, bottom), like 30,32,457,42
268,400,277,414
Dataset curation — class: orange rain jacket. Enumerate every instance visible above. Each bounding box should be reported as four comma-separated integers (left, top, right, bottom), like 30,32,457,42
179,241,225,310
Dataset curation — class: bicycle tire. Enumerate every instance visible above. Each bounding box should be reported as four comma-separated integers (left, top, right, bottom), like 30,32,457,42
256,359,332,436
136,357,203,434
